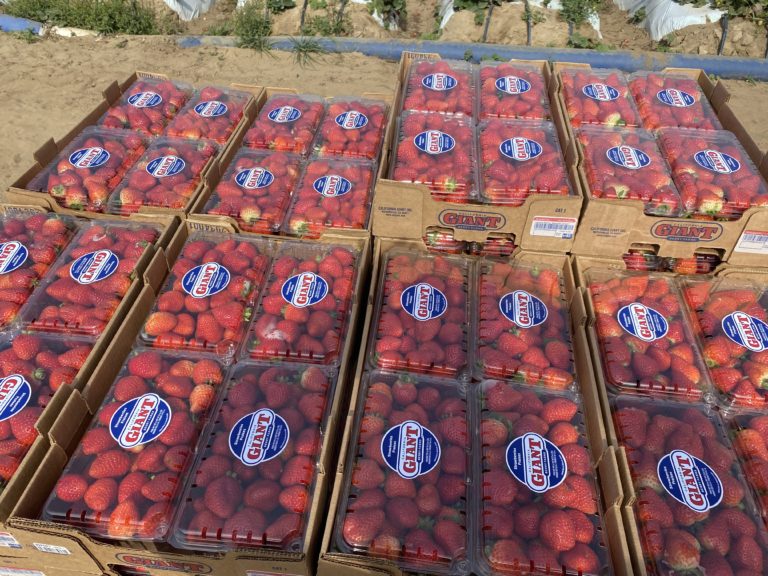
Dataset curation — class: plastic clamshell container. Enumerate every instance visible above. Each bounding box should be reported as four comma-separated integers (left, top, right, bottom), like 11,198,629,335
478,61,551,121
242,93,326,157
611,395,768,575
724,411,768,531
203,149,303,234
0,212,78,329
171,361,337,552
334,370,470,575
313,97,389,161
369,251,470,377
42,349,227,541
244,241,359,365
98,77,194,136
559,67,641,128
628,72,723,131
165,86,251,144
585,268,711,401
423,228,468,255
26,127,148,213
391,112,477,202
577,125,682,217
681,276,768,411
476,381,610,576
138,234,272,361
664,254,721,275
478,119,571,206
0,329,94,491
475,260,575,390
107,137,219,215
283,157,376,237
658,128,768,220
402,59,476,117
21,221,161,337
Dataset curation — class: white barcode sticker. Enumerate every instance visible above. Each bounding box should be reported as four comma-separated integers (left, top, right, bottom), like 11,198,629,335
735,229,768,254
530,216,577,239
0,533,21,549
0,569,44,576
32,544,70,555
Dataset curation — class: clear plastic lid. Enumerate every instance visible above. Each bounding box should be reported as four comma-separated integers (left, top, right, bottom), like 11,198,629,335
98,77,194,136
628,72,723,131
658,128,768,220
26,127,148,213
611,395,768,575
577,125,682,216
107,138,219,215
586,268,711,401
402,59,476,117
478,61,551,121
171,361,337,552
242,93,326,157
21,221,161,337
423,228,468,255
476,381,610,576
559,67,641,128
313,97,389,161
138,234,272,361
681,276,768,410
165,86,251,144
0,329,94,492
334,370,470,574
0,212,78,329
244,242,359,365
390,112,477,202
724,411,768,532
283,158,376,237
478,119,571,206
41,349,226,541
369,251,470,377
475,260,575,390
203,149,303,234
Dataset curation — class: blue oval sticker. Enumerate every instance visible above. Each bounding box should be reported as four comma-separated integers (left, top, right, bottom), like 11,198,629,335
582,83,620,102
499,290,548,328
507,432,567,493
69,249,119,285
617,302,668,342
335,111,368,130
281,272,329,308
722,311,768,352
194,100,228,118
268,106,301,123
69,147,110,169
229,408,290,466
422,73,457,91
128,91,163,108
313,175,352,197
657,450,723,512
414,130,455,155
146,155,185,178
694,149,741,174
381,420,441,479
607,146,651,170
0,374,32,423
182,262,230,299
401,283,447,321
109,393,172,449
499,137,542,162
235,167,274,190
0,241,28,275
656,89,695,108
495,76,531,95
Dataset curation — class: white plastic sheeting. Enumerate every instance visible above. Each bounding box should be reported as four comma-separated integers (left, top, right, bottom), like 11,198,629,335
613,0,723,41
164,0,216,20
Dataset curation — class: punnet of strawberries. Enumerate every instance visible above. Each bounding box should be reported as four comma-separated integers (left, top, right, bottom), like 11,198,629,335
478,61,550,121
42,350,225,541
402,59,476,117
139,234,271,360
478,381,609,575
658,128,768,220
587,269,710,401
203,149,303,234
108,138,218,215
284,158,376,238
578,125,682,216
560,67,641,128
335,371,469,573
726,412,768,533
622,250,721,275
371,252,469,377
172,362,336,552
99,77,193,136
313,98,389,161
165,86,250,144
245,242,358,365
0,212,77,329
475,260,575,390
613,396,768,574
0,331,93,489
628,72,722,131
27,127,148,213
478,118,571,206
422,228,467,255
682,277,768,409
242,93,326,157
21,221,161,337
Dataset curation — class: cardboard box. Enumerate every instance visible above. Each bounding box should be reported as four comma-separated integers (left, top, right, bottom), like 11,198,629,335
3,72,262,220
0,223,372,576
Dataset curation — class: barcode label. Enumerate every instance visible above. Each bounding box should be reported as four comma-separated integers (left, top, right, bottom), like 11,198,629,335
530,216,577,239
32,544,70,555
735,230,768,254
0,533,21,549
0,569,44,576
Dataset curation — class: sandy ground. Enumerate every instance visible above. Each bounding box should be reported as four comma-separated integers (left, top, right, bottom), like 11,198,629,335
723,79,768,154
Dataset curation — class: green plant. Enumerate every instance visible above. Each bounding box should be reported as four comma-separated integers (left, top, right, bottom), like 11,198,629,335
628,6,645,23
560,0,601,37
234,0,273,52
206,20,235,35
369,0,405,28
464,49,474,60
290,35,328,66
11,28,40,42
480,53,505,61
4,0,158,34
301,0,348,34
567,31,612,49
268,0,296,11
453,0,499,26
522,3,546,24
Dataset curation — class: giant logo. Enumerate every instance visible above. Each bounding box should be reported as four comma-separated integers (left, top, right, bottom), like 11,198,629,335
499,290,548,329
182,262,230,298
229,408,290,466
617,302,668,342
722,311,768,352
657,450,723,513
381,420,441,479
506,433,567,493
281,272,329,308
401,283,447,321
109,393,172,449
69,249,119,285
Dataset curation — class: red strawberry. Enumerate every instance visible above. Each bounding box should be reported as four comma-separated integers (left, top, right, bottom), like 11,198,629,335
84,478,118,512
55,473,88,503
342,508,385,547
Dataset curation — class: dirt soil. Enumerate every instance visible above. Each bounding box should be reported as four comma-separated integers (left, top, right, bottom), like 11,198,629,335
723,79,768,154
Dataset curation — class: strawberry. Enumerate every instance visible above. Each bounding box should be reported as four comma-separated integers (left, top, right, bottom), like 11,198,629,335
560,67,641,127
243,94,326,156
479,62,550,120
99,78,192,135
166,86,250,144
84,478,118,512
629,73,722,131
402,59,475,117
540,510,576,552
664,529,701,570
313,98,389,161
342,508,385,548
55,473,88,503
